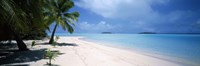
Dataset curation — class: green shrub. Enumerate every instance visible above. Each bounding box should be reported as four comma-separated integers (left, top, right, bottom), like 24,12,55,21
55,36,60,42
52,42,56,48
45,49,58,65
31,40,36,48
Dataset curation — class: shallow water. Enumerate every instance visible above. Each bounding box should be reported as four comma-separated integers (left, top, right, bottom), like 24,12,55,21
51,33,200,65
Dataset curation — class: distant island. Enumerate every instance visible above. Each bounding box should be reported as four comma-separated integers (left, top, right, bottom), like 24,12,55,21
160,33,200,34
102,32,112,34
139,32,157,34
138,32,200,34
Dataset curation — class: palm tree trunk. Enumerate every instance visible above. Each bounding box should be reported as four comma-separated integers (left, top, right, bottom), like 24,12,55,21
14,33,29,51
49,24,58,44
9,26,29,51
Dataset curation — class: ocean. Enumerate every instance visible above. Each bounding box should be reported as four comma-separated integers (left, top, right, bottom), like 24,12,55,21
50,33,200,65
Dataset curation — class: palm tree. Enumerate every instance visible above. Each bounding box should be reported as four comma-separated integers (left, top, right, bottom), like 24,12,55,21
0,0,45,51
45,0,79,44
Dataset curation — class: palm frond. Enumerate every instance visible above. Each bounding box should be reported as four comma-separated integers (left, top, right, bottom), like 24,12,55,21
0,0,28,33
65,21,74,33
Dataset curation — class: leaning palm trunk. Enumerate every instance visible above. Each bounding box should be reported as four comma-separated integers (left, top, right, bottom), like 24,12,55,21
49,24,58,44
9,27,28,51
14,33,28,51
0,0,46,51
46,0,80,44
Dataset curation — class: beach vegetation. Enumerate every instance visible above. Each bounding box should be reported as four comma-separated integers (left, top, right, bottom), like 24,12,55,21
46,0,80,44
0,0,79,51
45,49,58,65
47,36,51,39
52,36,60,47
55,36,60,42
31,41,36,48
0,0,47,51
52,42,56,48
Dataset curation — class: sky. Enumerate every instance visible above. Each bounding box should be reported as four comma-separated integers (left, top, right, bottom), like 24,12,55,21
49,0,200,34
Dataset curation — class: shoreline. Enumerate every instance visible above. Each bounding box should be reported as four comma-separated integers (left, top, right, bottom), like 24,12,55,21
79,36,198,66
78,37,197,66
62,36,184,66
1,36,198,66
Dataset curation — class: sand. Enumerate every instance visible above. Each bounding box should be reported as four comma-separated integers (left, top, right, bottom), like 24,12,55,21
1,37,185,66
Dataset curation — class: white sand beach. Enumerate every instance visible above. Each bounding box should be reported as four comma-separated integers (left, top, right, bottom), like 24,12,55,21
2,37,185,66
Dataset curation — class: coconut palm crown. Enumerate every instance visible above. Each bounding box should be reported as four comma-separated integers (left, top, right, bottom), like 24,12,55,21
44,0,79,44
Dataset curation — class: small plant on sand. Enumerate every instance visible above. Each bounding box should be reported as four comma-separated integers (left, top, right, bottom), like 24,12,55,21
31,41,36,48
52,36,59,47
47,36,51,39
45,49,58,65
55,36,60,42
52,42,56,47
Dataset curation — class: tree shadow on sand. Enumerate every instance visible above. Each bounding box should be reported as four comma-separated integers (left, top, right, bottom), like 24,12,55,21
0,48,47,65
0,48,64,66
0,42,31,66
55,43,78,46
0,42,18,49
0,42,73,66
0,42,20,60
38,42,78,47
43,64,59,66
1,64,29,66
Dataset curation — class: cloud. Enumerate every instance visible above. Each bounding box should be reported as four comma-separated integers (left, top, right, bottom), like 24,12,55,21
147,0,170,5
75,0,170,31
75,0,200,33
75,0,169,19
78,21,119,33
129,21,156,32
195,19,200,28
197,20,200,24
